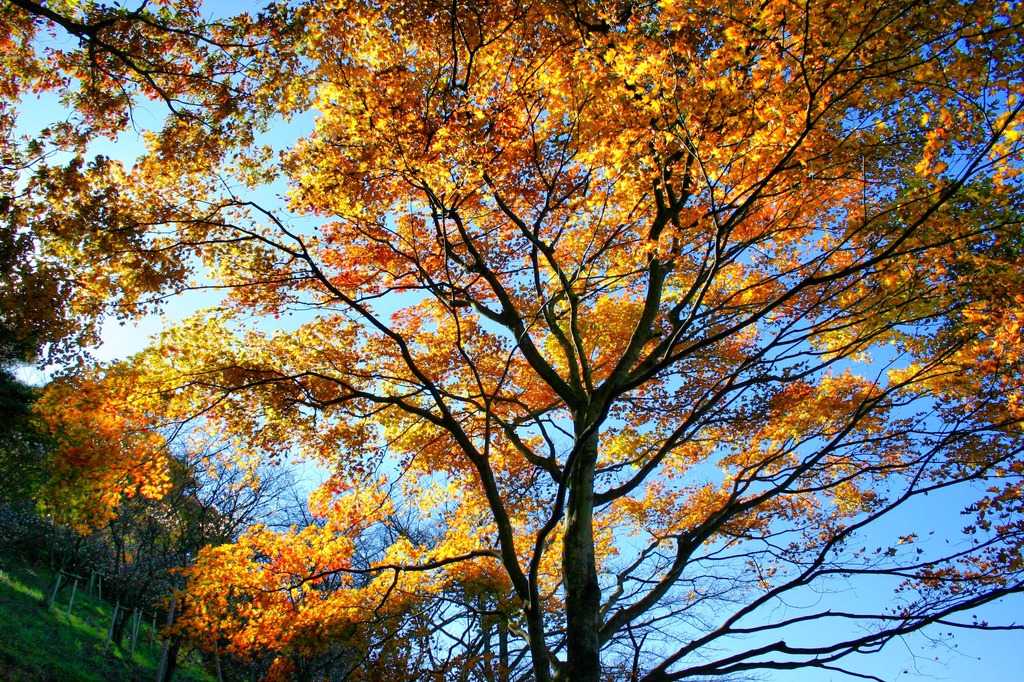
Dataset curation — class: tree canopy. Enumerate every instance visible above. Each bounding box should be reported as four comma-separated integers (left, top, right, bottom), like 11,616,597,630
5,0,1024,680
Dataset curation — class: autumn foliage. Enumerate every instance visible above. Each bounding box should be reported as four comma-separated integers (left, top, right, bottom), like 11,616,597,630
5,0,1024,680
34,369,169,532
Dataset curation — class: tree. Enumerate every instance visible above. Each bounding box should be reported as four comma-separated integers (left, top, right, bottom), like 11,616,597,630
0,359,48,546
1,0,303,365
100,432,307,681
7,0,1024,681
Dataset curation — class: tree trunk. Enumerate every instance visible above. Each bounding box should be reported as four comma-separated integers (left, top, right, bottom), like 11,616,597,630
156,598,176,682
214,640,223,682
162,638,181,682
562,430,601,682
112,606,129,648
499,616,509,682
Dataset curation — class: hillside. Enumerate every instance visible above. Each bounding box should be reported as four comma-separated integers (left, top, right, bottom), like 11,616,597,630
0,556,212,682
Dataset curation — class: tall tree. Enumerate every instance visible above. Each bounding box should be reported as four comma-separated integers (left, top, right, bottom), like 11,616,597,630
10,0,1024,680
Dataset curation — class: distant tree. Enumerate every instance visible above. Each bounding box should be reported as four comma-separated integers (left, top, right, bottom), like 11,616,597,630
0,370,41,501
113,433,307,681
0,264,46,505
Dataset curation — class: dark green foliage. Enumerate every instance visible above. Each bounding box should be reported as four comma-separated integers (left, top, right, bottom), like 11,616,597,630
0,369,45,505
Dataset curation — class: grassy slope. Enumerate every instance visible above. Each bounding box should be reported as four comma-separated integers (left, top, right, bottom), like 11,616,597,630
0,557,213,682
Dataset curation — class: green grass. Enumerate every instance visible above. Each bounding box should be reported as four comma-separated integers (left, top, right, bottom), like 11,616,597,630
0,557,214,682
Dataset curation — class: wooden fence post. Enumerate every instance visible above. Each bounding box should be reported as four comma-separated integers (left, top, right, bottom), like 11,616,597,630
130,607,141,657
46,572,62,609
66,576,78,618
105,599,120,651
